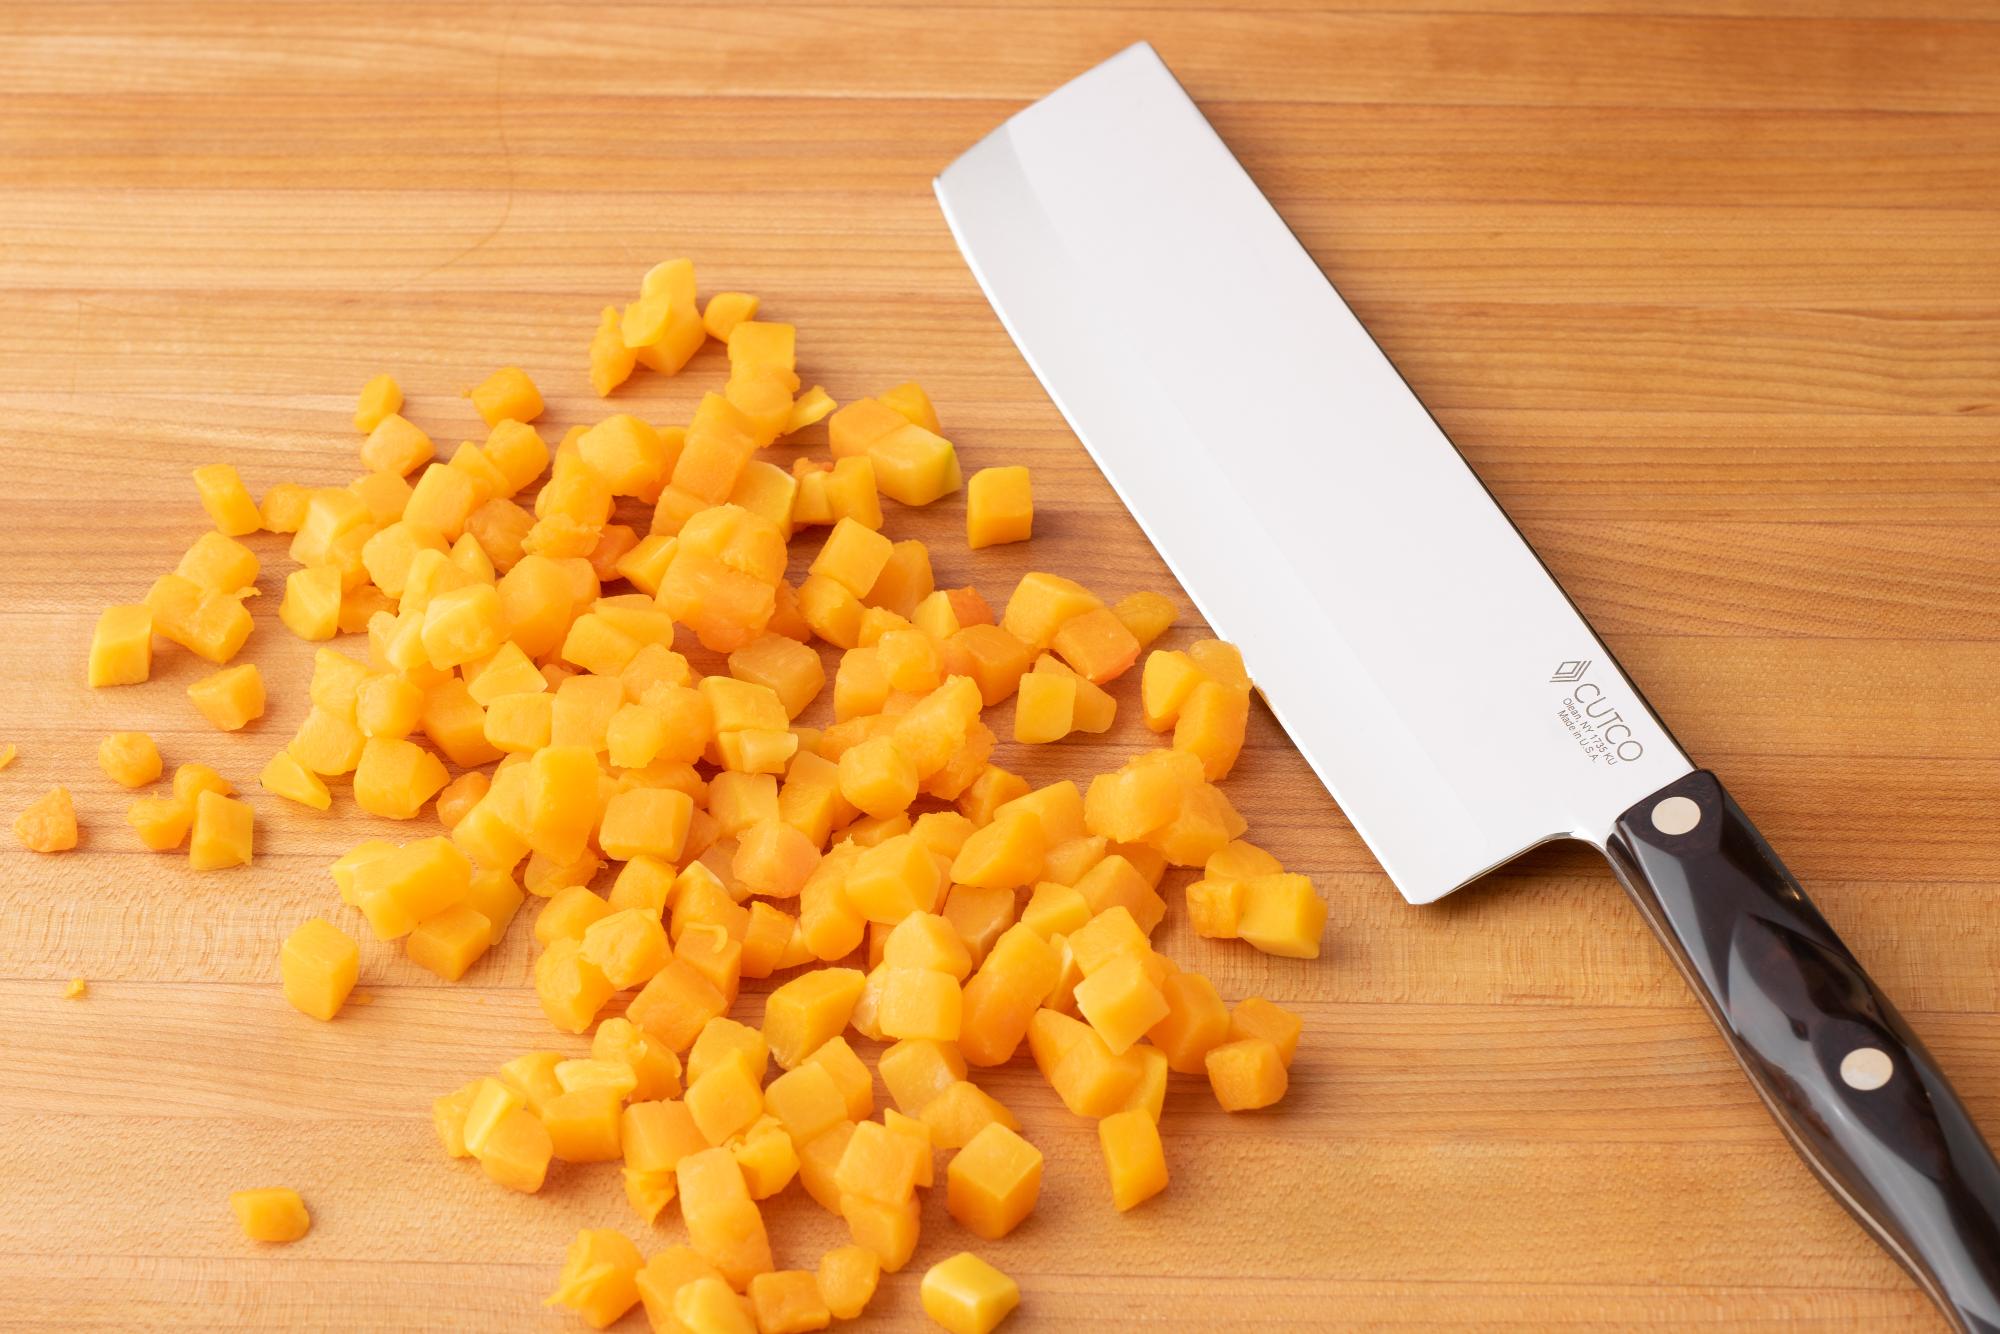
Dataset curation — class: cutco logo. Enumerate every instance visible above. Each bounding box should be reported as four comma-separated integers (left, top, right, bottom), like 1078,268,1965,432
1553,660,1645,766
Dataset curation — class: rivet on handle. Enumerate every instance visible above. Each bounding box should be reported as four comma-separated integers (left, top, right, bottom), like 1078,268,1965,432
1841,1047,1894,1091
1650,795,1702,835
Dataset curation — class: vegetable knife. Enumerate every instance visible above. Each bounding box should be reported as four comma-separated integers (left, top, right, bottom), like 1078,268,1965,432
935,42,2000,1332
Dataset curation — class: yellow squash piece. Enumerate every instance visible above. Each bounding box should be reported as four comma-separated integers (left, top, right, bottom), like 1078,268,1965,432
15,786,78,853
188,663,266,732
920,1252,1020,1334
229,1188,311,1243
97,732,162,789
281,918,359,1021
88,604,153,686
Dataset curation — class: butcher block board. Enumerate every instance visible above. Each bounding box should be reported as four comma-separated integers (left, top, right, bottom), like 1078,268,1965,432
4,3,1999,1330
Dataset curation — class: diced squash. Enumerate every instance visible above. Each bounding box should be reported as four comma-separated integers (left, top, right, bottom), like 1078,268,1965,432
230,1188,311,1243
1097,1108,1168,1211
97,731,161,789
1229,996,1304,1066
468,366,543,427
946,1122,1042,1240
193,463,262,536
966,466,1033,549
479,1106,555,1193
353,736,450,820
546,1228,643,1330
763,967,867,1069
406,903,493,981
1149,970,1231,1074
1237,873,1328,959
88,604,153,687
749,1270,829,1334
177,530,260,593
839,1190,921,1273
280,918,359,1021
920,1252,1020,1334
628,958,729,1052
1205,1037,1289,1111
677,1147,775,1289
189,790,253,870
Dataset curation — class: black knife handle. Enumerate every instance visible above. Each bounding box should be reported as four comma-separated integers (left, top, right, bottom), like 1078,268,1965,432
1606,770,2000,1333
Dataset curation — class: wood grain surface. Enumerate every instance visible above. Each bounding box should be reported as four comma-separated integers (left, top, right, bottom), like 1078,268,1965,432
4,2,1999,1329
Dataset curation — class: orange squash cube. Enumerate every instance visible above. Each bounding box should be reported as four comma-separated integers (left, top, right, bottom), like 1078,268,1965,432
229,1187,311,1244
817,1245,881,1321
1050,605,1141,684
351,736,450,821
1149,970,1232,1073
354,372,402,432
946,1122,1042,1240
686,1051,768,1148
1185,877,1246,939
1072,854,1166,935
964,466,1032,550
280,918,359,1021
1237,873,1328,959
192,463,262,536
598,786,694,863
919,1253,1018,1334
1045,1022,1145,1118
1229,996,1304,1066
673,1277,756,1334
535,937,618,1034
763,967,867,1069
677,1146,775,1289
628,957,729,1052
840,1190,922,1273
542,1084,626,1163
864,539,934,619
949,812,1044,891
763,1061,848,1147
87,603,154,687
634,1248,728,1332
918,1080,1017,1152
546,1228,642,1331
834,1119,926,1206
580,907,671,989
878,968,963,1043
405,904,492,981
1174,678,1251,780
1097,1108,1168,1212
958,925,1061,1068
748,1270,829,1334
1206,1037,1289,1111
803,1036,874,1122
796,1120,857,1214
188,790,253,870
1073,952,1168,1056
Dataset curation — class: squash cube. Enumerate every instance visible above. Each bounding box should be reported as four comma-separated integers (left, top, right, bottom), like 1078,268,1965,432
1174,678,1251,780
547,1229,642,1331
964,465,1033,550
762,967,867,1069
406,903,492,981
677,1146,775,1289
534,937,617,1034
193,463,262,536
1186,877,1247,939
748,1270,828,1334
918,1080,1017,1151
543,1085,626,1163
817,1245,880,1321
360,414,433,477
878,1039,966,1116
1097,1108,1168,1211
674,1277,756,1334
580,908,671,989
1229,996,1304,1066
351,736,450,820
878,968,963,1043
467,366,542,428
763,1061,847,1148
189,790,253,870
88,604,153,687
727,634,825,719
840,1190,921,1273
920,1252,1019,1334
97,731,161,789
834,1119,926,1208
1149,970,1231,1074
1113,590,1178,648
628,957,728,1052
280,918,359,1020
686,1050,768,1146
949,812,1044,891
1237,873,1327,959
478,1106,554,1193
1072,956,1168,1056
1050,605,1141,685
1001,572,1100,654
229,1188,310,1243
598,785,694,863
946,1122,1041,1241
1205,1037,1289,1111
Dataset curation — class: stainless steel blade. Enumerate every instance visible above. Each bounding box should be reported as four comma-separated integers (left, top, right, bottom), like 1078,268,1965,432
934,43,1692,903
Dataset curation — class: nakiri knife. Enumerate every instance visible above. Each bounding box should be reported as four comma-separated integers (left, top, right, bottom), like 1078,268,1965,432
935,42,2000,1333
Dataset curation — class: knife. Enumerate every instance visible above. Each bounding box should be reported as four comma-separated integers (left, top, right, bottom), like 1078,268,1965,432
935,42,2000,1332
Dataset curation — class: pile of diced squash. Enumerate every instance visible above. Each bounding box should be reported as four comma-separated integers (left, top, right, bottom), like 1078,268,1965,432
62,260,1328,1333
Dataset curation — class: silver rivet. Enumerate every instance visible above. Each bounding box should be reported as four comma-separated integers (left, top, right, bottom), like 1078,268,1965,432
1651,795,1702,836
1841,1047,1893,1091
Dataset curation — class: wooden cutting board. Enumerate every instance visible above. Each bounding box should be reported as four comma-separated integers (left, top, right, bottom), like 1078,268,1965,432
4,3,1998,1329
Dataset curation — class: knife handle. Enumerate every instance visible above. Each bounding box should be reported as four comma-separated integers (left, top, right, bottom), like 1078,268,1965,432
1607,769,2000,1333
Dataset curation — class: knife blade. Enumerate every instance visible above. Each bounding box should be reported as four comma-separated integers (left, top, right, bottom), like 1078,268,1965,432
936,42,2000,1333
936,41,1686,906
